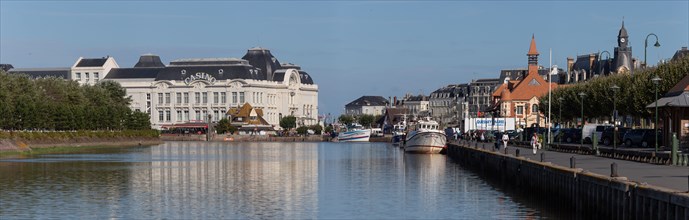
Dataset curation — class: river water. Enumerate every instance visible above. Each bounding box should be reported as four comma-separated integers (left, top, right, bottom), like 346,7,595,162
0,142,569,219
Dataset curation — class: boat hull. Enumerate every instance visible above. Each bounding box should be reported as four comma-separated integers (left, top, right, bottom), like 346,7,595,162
338,129,371,142
404,131,446,154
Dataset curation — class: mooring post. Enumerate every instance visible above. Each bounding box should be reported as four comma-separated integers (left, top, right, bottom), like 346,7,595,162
611,162,618,177
504,146,508,154
516,149,520,157
540,152,545,162
570,156,576,168
672,133,678,166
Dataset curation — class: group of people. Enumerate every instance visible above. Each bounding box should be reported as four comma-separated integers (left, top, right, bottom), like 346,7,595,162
494,132,541,155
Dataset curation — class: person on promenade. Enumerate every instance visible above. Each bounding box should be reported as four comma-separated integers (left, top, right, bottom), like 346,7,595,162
502,131,509,151
480,132,485,143
531,132,540,154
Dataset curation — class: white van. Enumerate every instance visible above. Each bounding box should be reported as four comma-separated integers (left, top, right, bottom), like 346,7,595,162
581,124,612,144
371,128,384,137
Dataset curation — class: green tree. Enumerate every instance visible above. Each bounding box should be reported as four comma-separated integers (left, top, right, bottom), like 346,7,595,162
296,126,309,135
357,114,376,128
338,114,354,126
280,115,297,130
324,124,333,134
215,118,233,134
310,124,323,135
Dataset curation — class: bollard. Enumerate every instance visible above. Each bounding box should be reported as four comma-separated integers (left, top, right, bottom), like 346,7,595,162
516,149,520,157
592,133,599,156
611,162,618,177
504,146,508,154
540,152,545,162
672,133,678,165
570,156,576,168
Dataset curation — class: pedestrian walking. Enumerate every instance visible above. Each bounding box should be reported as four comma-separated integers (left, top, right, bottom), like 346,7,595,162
480,132,485,142
531,132,540,154
502,132,509,151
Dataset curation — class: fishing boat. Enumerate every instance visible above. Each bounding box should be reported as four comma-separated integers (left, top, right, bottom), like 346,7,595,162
391,115,407,147
337,123,371,142
404,117,446,154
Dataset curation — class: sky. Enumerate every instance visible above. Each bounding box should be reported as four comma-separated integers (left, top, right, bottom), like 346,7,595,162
1,1,688,116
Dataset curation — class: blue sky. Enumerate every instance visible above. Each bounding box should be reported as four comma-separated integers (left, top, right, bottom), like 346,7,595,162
1,1,688,116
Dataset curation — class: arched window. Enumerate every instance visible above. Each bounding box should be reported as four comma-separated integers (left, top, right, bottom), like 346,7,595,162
532,104,538,113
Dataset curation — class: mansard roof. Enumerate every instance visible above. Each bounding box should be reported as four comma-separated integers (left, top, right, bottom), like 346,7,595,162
346,96,389,107
8,67,71,79
105,67,162,79
134,54,165,67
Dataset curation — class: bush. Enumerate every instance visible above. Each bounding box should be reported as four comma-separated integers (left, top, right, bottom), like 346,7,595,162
296,126,309,135
310,124,323,135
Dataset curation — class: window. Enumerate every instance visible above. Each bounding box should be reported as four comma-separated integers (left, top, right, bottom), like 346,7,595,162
195,110,201,121
213,110,219,121
85,72,90,81
158,93,163,104
184,92,189,104
165,93,170,104
94,72,99,83
146,101,151,114
532,104,538,113
239,92,245,103
158,110,164,122
146,93,150,100
165,110,171,122
195,92,200,104
221,92,226,104
202,110,208,119
176,93,182,104
213,92,219,104
184,110,189,121
516,106,524,115
177,110,182,121
232,92,238,104
202,92,208,104
75,72,81,80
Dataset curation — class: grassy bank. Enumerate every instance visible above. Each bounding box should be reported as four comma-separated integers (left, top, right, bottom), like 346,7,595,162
0,130,161,156
0,142,157,158
0,130,159,140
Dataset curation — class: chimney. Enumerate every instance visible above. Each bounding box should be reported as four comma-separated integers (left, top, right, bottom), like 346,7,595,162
567,57,574,84
393,96,397,106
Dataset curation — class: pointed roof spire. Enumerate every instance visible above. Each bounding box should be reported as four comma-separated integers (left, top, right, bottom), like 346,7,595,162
528,34,539,55
619,19,628,38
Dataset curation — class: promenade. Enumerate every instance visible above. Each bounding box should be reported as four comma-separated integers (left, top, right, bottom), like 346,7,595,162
459,140,689,192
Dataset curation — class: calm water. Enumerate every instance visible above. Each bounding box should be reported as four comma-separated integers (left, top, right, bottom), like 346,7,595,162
0,142,567,219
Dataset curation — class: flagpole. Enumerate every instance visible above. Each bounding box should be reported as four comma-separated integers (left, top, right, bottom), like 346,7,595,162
548,48,552,145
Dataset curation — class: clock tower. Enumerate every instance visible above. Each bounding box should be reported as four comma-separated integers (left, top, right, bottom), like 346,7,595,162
613,20,633,74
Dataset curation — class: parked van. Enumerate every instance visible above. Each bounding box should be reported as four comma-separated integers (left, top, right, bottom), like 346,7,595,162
581,124,612,144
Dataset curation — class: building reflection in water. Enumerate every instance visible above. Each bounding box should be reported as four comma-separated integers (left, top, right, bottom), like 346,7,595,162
129,142,319,219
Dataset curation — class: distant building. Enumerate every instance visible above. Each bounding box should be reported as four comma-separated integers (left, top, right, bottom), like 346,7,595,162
491,35,558,128
8,56,118,85
567,21,637,84
344,96,389,116
401,94,429,116
467,79,499,118
499,67,564,84
226,103,275,134
0,64,14,72
429,84,468,126
672,47,689,61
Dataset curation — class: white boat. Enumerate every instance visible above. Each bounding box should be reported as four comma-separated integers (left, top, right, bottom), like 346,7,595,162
404,117,446,154
391,115,407,146
337,124,371,142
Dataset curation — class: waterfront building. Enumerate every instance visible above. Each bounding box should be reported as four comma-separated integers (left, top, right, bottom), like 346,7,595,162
566,21,638,83
499,67,564,84
344,96,389,116
5,47,319,130
490,35,558,128
467,79,499,118
401,94,429,116
430,84,468,127
226,103,274,135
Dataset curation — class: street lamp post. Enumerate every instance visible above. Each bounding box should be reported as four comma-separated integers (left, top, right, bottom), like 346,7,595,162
644,33,661,67
579,92,586,147
611,85,620,152
652,75,662,152
558,97,564,143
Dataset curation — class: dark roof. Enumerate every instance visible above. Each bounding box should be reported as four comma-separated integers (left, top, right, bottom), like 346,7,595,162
346,96,389,107
241,47,281,82
8,68,70,79
0,64,13,72
405,95,428,101
76,58,108,67
672,47,689,61
134,54,165,67
270,69,314,85
618,21,628,38
299,71,314,84
105,67,162,79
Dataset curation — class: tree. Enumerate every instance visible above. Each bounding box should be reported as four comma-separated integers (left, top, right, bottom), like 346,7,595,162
324,124,333,134
310,124,323,135
296,126,309,135
338,114,354,126
357,114,376,128
280,115,297,130
215,118,236,134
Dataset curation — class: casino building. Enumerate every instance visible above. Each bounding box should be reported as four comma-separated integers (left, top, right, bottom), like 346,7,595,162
6,47,319,130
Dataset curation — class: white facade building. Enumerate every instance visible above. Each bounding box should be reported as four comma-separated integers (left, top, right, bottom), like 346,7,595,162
344,96,389,116
104,48,318,130
71,56,119,85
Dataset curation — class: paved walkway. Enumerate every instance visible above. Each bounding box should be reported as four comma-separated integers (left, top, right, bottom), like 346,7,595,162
456,140,689,192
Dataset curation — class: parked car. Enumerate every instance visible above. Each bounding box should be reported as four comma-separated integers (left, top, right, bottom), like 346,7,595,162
599,127,630,146
556,128,582,143
622,129,662,147
581,124,612,144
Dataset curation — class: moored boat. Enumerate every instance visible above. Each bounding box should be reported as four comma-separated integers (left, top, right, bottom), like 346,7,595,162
337,124,371,142
404,117,446,154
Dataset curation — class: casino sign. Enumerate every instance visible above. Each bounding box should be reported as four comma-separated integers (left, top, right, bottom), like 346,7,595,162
184,72,216,85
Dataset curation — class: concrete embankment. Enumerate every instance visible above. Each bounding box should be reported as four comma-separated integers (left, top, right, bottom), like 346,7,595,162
447,142,689,219
161,135,393,143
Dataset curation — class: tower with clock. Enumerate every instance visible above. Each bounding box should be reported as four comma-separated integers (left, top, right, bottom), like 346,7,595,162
613,21,633,74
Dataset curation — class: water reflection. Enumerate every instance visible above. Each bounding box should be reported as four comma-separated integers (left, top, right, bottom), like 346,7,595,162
0,142,565,219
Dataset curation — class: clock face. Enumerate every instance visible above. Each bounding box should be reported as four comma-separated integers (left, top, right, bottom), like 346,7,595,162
620,38,626,43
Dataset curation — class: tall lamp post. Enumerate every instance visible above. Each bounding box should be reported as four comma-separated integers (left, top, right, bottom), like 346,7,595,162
558,97,564,143
644,33,661,67
652,75,662,152
578,92,586,147
610,85,620,151
599,51,611,75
